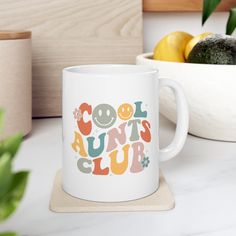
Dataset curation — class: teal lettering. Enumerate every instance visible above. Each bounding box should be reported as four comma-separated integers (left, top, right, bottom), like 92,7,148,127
134,101,147,118
87,133,106,157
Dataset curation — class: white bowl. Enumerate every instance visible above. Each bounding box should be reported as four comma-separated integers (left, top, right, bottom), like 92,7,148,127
136,53,236,141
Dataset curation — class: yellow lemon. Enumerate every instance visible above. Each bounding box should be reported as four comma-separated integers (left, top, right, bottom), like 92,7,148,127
185,32,213,60
153,31,193,62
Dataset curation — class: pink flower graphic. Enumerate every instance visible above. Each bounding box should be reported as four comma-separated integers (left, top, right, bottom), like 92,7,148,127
73,108,83,121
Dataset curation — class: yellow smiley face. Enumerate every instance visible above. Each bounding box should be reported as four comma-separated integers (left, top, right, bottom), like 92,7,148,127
118,103,134,120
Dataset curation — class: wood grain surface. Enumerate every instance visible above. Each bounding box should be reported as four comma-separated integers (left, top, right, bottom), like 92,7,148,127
0,31,31,40
143,0,236,12
0,0,143,117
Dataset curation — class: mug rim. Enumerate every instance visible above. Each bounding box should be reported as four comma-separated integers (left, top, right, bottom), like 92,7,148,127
63,64,158,76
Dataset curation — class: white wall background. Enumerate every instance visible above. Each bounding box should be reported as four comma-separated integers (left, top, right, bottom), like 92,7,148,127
143,12,236,52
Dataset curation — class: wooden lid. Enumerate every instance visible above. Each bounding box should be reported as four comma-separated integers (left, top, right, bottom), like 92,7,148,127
0,31,31,40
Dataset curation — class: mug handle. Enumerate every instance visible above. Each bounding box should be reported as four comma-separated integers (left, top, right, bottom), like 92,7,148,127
159,78,189,162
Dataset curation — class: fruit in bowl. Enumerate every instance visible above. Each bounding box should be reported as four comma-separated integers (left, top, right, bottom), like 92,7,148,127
136,31,236,141
187,34,236,64
154,31,236,65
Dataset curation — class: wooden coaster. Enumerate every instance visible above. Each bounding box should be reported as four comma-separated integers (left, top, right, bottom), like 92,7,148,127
50,170,175,212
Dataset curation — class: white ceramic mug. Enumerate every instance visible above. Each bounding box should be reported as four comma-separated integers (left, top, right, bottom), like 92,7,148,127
62,64,189,202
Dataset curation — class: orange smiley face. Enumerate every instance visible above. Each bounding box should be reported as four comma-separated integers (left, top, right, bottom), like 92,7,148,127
118,103,134,120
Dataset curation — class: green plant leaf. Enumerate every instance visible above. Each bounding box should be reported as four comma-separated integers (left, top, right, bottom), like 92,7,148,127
202,0,221,25
226,7,236,35
0,134,23,159
0,154,13,199
0,232,18,236
0,171,29,222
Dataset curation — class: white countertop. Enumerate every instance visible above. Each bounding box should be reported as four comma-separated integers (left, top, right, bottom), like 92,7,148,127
1,116,236,236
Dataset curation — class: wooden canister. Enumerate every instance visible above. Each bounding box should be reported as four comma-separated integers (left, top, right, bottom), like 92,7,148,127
0,31,32,138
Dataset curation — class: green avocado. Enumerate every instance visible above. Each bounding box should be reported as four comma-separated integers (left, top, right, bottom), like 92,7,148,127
187,34,236,65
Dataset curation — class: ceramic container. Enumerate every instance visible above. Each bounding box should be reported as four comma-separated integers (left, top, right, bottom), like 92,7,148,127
136,52,236,142
62,64,188,202
0,31,32,138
